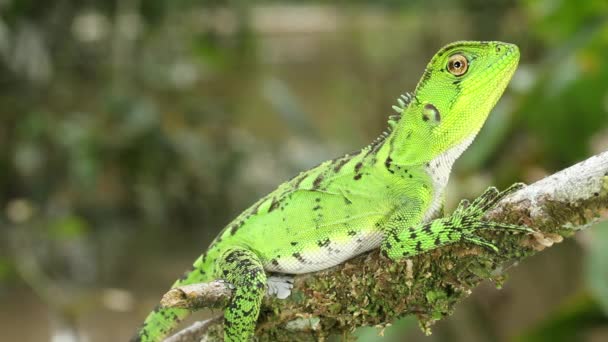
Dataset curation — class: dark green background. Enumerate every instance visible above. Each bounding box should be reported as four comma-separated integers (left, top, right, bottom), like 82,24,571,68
0,0,607,341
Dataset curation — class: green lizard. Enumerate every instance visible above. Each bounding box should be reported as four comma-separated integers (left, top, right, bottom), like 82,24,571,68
132,41,531,341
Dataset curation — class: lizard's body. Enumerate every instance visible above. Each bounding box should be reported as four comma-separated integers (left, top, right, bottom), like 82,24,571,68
207,120,470,275
133,41,524,341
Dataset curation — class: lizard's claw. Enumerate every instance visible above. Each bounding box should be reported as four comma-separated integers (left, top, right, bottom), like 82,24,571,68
456,198,471,210
462,234,499,252
458,183,526,217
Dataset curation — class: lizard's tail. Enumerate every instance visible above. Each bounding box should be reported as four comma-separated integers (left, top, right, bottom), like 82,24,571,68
131,254,212,342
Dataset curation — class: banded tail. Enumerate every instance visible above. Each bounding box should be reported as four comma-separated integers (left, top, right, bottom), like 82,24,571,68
131,254,212,342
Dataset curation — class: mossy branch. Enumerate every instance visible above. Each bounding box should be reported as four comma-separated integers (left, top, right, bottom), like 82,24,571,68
162,151,608,342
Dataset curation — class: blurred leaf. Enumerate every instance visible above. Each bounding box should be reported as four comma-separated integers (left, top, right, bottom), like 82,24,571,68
48,216,89,240
585,222,608,315
0,257,17,281
515,292,608,342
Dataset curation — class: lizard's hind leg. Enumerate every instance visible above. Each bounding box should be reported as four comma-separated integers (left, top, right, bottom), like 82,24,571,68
216,247,267,342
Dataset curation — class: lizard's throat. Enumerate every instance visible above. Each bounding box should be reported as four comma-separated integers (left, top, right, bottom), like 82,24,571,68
422,134,476,222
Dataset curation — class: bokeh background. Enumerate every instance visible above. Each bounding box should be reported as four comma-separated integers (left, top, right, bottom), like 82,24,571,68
0,0,607,341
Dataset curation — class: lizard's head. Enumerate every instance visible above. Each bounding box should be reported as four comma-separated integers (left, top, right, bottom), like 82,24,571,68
412,41,520,155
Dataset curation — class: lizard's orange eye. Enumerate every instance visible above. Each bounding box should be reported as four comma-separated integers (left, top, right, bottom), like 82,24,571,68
447,54,468,76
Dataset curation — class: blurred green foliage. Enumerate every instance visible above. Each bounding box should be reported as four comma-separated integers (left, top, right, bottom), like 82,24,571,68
0,0,607,341
586,222,608,316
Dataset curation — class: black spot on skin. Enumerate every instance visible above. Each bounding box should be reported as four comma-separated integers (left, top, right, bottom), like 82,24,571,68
230,222,243,235
313,205,321,211
333,158,350,172
313,174,324,189
354,174,362,180
410,232,417,239
291,241,298,246
354,162,363,173
268,197,280,213
385,242,392,249
408,174,413,178
317,238,330,247
348,230,357,236
384,157,394,173
292,252,306,263
423,225,432,234
435,237,441,246
594,192,599,196
315,198,321,202
391,231,401,242
416,241,422,251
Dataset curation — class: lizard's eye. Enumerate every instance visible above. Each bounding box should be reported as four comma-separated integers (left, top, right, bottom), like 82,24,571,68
447,54,468,76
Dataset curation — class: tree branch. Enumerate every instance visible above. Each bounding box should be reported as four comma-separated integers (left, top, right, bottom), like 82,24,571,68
163,151,608,341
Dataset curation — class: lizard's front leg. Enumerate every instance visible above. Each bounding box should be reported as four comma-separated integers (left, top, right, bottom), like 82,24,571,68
216,247,267,341
381,184,534,259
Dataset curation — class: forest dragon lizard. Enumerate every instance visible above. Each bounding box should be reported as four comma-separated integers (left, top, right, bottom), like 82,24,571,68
132,41,532,341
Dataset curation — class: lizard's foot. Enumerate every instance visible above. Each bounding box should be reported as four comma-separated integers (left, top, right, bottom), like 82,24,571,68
454,183,534,252
381,183,533,260
267,275,294,299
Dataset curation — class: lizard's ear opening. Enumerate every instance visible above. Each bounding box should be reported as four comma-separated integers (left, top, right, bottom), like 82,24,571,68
421,102,441,126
